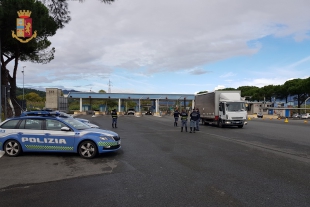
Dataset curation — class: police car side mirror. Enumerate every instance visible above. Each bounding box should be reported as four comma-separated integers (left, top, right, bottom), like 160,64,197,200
61,127,71,131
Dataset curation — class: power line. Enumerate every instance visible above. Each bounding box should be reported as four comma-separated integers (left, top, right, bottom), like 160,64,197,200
108,79,112,93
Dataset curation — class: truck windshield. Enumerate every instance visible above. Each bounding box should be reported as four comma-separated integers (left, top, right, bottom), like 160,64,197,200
226,102,245,112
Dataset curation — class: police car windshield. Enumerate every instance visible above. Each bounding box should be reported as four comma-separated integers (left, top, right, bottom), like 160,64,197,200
61,118,90,130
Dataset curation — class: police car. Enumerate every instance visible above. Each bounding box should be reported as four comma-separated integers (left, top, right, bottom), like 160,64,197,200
0,111,121,159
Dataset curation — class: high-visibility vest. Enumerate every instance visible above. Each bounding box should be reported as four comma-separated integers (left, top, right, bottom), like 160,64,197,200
111,112,117,118
180,112,188,120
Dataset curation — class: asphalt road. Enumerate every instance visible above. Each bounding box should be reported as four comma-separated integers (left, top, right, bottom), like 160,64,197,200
0,115,310,207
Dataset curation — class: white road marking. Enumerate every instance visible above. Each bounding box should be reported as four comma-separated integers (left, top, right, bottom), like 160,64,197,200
0,150,5,158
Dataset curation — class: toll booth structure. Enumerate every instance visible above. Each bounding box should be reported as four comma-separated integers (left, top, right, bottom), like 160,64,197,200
67,92,195,116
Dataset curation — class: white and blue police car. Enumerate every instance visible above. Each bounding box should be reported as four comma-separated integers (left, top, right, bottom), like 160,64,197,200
0,111,121,159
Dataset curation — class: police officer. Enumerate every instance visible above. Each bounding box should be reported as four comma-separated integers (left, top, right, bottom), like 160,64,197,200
111,109,118,128
196,108,200,131
173,108,180,127
190,108,200,133
180,109,188,132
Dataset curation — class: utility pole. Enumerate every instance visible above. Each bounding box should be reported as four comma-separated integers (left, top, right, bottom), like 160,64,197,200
108,79,112,93
22,66,26,110
0,37,2,122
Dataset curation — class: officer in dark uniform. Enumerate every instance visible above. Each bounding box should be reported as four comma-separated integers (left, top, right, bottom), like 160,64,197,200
173,108,180,127
190,108,200,133
111,109,118,128
180,109,188,132
196,108,200,131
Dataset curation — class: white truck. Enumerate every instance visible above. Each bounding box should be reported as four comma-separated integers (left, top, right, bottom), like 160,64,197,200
195,90,247,128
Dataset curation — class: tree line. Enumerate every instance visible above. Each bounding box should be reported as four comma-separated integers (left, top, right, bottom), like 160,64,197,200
218,77,310,109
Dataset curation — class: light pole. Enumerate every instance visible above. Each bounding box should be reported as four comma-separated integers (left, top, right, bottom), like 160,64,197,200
305,97,310,113
138,97,144,116
177,96,186,110
157,96,165,116
22,66,26,110
138,96,149,116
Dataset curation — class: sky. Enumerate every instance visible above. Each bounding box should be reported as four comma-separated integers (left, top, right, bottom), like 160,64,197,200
12,0,310,94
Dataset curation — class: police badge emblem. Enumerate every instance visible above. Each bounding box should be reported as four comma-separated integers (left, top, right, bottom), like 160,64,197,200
12,10,37,43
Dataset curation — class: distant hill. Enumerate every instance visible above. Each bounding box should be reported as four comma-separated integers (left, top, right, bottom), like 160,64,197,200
63,89,79,95
16,87,46,98
15,88,80,98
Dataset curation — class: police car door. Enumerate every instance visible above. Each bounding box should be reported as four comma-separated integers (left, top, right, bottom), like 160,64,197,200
43,119,76,152
17,118,46,152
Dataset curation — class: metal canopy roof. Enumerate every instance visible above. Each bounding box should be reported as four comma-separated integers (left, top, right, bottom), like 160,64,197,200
67,92,195,100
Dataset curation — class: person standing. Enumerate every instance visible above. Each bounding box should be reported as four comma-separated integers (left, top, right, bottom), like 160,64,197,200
180,109,188,132
173,108,180,127
111,109,118,128
190,108,199,133
196,108,200,131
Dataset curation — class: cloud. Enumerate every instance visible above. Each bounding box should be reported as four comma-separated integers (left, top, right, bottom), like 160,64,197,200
220,72,236,78
11,0,310,92
214,85,226,90
287,56,310,68
48,0,310,73
188,68,211,75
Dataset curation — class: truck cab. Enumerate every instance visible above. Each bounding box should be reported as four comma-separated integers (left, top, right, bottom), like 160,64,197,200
218,101,247,128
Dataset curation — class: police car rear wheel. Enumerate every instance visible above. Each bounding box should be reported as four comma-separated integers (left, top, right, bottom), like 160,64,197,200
4,140,22,157
79,141,97,159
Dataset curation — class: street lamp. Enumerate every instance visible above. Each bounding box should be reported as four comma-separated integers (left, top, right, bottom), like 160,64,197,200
177,96,187,110
304,97,310,113
138,97,144,116
22,66,26,110
157,96,165,116
138,96,149,116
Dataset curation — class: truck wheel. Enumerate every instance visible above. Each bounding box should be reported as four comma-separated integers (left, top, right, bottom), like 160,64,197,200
218,120,223,128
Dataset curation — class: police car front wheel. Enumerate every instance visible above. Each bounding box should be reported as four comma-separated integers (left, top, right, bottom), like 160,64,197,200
4,140,22,157
78,141,98,159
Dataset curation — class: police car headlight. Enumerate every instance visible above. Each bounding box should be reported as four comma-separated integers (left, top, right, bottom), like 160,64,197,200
100,136,110,141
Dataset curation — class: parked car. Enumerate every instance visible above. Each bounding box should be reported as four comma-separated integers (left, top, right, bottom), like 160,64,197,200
292,113,301,118
0,111,121,159
127,108,135,115
301,113,310,119
39,111,100,128
257,112,263,118
75,118,99,128
145,111,152,115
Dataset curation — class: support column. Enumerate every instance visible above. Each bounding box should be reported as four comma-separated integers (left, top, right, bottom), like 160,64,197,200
155,99,160,116
155,99,158,114
192,100,195,110
118,99,121,113
80,98,83,112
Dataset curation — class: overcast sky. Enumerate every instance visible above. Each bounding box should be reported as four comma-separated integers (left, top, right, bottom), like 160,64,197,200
13,0,310,94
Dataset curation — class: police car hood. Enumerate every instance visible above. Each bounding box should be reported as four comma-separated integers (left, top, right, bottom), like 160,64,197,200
82,128,118,136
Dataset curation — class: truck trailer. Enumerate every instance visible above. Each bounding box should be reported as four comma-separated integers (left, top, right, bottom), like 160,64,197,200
195,90,247,128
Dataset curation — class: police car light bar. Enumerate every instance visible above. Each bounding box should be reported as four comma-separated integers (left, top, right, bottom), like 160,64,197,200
20,111,61,117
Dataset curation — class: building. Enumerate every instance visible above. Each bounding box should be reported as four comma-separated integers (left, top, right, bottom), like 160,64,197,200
45,88,68,111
